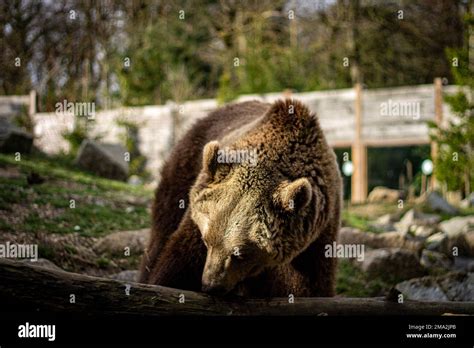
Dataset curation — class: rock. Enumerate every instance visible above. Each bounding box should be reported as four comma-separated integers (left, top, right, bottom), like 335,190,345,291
93,229,149,255
20,258,63,272
108,270,139,282
396,277,448,301
440,216,474,235
453,257,474,272
420,250,453,270
425,191,458,215
440,216,474,257
376,214,394,225
377,231,424,252
359,248,425,281
0,120,33,154
75,140,129,181
369,223,394,232
424,232,448,252
369,214,395,232
397,209,417,229
338,227,423,253
425,230,474,257
338,227,365,244
439,273,474,301
395,272,474,301
412,225,437,239
367,186,400,203
369,213,404,232
465,232,474,256
445,230,474,257
395,209,440,234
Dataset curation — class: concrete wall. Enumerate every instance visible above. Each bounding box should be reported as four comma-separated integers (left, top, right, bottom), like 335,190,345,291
30,84,460,178
0,95,30,124
32,100,219,177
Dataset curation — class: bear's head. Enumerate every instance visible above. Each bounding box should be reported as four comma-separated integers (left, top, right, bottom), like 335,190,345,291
190,138,322,295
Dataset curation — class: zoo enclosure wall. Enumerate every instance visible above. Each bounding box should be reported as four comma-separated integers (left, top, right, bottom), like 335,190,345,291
0,80,461,202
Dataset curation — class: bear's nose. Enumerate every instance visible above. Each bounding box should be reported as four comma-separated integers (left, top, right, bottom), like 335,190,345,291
202,283,227,296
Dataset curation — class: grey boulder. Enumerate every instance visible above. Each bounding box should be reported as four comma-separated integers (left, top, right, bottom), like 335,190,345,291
75,140,129,181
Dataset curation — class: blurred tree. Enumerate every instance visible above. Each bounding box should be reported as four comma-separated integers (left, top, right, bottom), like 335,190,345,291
1,0,122,110
0,0,468,107
118,0,214,105
0,0,44,94
429,11,473,196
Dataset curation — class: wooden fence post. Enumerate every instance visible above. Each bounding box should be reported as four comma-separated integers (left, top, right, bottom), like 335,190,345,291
28,90,36,117
431,78,443,191
351,83,367,203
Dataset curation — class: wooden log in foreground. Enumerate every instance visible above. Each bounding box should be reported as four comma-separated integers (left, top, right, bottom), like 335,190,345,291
0,258,472,316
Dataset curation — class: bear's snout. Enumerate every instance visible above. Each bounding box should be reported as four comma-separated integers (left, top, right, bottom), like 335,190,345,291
201,281,227,295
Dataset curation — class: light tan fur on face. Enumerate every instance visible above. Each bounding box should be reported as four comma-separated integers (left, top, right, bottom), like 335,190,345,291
190,140,321,294
191,171,271,293
188,99,340,295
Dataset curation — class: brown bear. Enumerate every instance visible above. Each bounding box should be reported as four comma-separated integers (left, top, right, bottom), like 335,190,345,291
139,99,342,297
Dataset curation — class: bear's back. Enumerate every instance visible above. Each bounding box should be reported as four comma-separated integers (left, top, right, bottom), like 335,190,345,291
166,100,270,187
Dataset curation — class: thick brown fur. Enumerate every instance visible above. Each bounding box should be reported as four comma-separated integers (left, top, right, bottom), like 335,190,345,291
139,99,342,297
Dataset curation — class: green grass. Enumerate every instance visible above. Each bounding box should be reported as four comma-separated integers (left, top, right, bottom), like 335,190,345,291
96,256,112,268
343,198,472,233
342,210,376,232
336,259,397,297
0,153,153,237
420,203,474,221
342,201,418,233
0,153,150,195
37,244,56,259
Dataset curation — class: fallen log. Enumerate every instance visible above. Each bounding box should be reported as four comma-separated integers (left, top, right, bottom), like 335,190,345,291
0,258,472,316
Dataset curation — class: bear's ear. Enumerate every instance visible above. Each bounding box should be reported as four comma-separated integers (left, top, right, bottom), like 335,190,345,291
202,141,220,178
273,178,313,212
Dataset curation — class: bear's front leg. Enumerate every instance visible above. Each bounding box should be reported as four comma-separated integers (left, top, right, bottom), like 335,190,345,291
148,211,207,292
